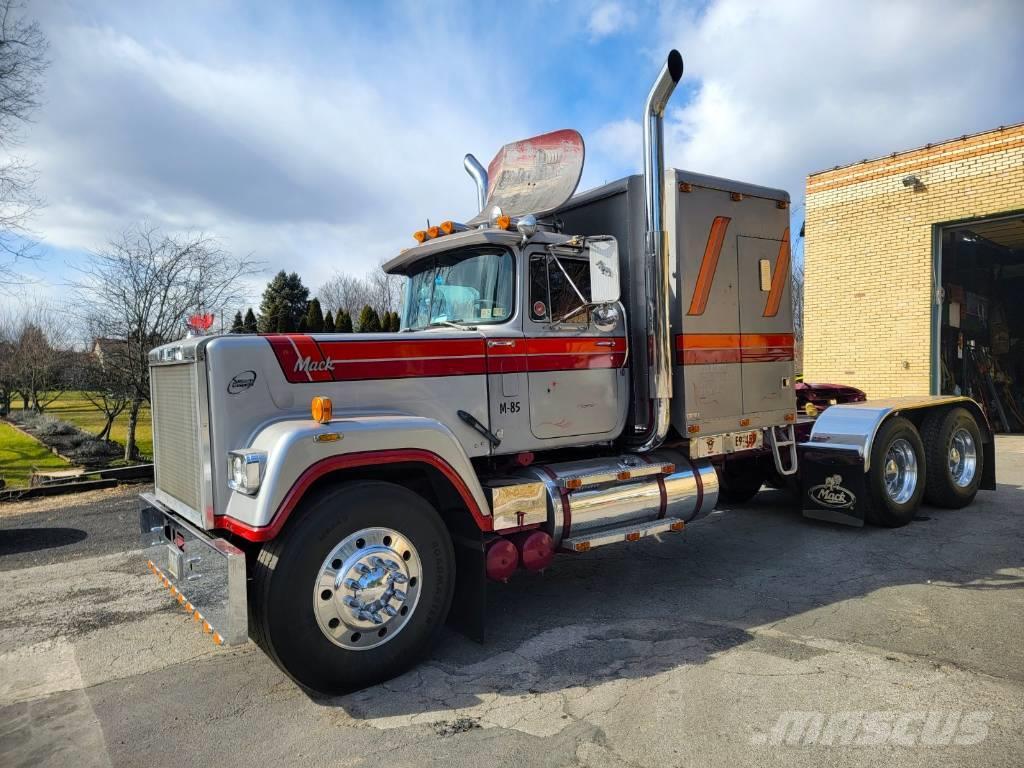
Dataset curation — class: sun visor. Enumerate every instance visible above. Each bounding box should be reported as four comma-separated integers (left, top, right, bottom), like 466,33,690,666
467,129,585,226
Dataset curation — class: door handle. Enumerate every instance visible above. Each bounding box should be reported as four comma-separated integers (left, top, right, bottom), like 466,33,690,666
595,340,616,347
487,340,516,347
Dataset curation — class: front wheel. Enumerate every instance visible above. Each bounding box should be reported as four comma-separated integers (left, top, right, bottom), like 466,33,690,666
250,480,455,694
865,417,926,527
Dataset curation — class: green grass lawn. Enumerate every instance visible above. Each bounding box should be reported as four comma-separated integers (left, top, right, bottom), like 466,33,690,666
0,421,72,488
45,392,153,458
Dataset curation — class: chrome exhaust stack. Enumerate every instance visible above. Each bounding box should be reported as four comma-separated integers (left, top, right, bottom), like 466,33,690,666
629,49,684,453
463,153,489,213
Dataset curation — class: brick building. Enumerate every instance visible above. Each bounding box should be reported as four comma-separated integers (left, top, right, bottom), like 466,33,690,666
803,123,1024,431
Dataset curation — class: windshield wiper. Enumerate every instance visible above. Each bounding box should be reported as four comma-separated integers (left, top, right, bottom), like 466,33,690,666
427,319,477,330
401,319,477,332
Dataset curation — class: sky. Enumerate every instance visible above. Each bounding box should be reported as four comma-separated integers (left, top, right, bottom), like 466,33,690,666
6,0,1024,309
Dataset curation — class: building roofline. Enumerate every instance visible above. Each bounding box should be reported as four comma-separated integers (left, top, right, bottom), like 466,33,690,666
808,121,1024,178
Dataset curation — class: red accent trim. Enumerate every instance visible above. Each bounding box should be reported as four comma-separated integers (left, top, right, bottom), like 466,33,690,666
639,455,668,519
213,449,491,542
687,216,731,316
691,457,705,517
764,227,790,317
267,335,627,382
540,465,571,539
676,333,794,365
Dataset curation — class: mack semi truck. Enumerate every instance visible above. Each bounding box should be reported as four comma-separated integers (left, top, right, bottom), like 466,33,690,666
139,50,995,693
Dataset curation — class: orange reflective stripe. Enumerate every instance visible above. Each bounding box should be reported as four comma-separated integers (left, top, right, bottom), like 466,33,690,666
764,227,790,317
675,333,794,365
687,216,730,316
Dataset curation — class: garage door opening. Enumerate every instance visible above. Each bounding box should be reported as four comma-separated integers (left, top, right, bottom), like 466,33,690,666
938,212,1024,433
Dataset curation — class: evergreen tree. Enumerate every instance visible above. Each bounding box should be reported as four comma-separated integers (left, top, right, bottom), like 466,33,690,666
391,311,402,331
357,305,381,333
243,307,258,333
230,310,244,333
258,271,309,332
275,312,289,332
298,315,308,332
305,297,325,332
323,310,335,332
336,309,353,333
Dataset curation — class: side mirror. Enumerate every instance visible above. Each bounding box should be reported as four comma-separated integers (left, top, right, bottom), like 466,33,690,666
588,238,620,304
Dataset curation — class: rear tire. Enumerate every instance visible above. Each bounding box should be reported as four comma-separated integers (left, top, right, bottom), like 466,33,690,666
865,417,926,527
920,407,983,508
250,480,455,694
717,458,764,504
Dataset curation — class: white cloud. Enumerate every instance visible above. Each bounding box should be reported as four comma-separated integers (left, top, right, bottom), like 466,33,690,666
587,2,637,41
588,0,1024,214
21,9,532,295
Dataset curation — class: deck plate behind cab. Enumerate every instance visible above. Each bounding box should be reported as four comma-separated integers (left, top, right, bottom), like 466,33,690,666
467,129,585,226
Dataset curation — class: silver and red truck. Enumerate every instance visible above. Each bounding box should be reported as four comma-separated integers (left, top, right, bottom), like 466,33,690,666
139,51,995,693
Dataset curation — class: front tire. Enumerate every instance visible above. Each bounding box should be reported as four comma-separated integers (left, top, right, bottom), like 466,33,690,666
865,417,926,527
251,480,455,694
921,407,983,508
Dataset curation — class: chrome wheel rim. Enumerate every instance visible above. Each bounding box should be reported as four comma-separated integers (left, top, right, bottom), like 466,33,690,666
314,527,421,651
948,428,977,488
883,438,918,504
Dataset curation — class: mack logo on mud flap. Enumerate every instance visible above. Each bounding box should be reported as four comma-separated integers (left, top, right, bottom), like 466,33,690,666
808,474,856,509
294,356,336,374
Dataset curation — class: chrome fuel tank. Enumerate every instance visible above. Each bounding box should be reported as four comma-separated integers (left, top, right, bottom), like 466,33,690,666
524,450,718,545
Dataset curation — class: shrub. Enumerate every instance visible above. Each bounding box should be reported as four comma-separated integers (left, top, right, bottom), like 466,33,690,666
37,419,77,436
70,439,120,460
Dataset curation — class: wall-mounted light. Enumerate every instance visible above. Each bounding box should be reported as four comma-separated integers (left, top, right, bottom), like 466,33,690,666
901,174,924,191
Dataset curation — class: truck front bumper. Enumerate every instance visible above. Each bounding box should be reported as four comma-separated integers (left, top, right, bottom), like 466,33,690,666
139,493,248,645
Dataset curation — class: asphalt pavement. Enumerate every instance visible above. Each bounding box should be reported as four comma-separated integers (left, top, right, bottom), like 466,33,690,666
1,438,1023,767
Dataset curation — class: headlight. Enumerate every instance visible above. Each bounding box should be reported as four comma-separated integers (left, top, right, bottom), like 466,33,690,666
227,450,267,495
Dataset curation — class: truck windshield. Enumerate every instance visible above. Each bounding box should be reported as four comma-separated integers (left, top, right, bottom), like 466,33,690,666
401,247,514,330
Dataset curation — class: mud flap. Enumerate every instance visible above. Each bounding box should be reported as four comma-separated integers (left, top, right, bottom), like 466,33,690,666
799,446,867,527
447,534,488,643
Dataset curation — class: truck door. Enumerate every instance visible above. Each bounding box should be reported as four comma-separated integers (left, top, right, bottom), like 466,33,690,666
524,249,626,439
736,233,794,414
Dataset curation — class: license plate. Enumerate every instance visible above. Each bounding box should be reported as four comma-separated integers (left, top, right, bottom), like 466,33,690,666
691,429,764,458
166,543,184,579
732,429,763,451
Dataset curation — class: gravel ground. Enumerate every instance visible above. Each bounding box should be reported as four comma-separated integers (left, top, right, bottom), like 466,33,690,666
0,438,1022,767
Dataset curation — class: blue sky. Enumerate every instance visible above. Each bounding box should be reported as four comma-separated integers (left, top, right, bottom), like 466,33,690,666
6,0,1024,309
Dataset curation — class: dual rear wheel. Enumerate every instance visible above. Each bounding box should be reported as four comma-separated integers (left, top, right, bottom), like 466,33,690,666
866,407,983,527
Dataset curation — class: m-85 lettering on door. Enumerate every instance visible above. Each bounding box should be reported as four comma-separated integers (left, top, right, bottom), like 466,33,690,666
498,400,521,415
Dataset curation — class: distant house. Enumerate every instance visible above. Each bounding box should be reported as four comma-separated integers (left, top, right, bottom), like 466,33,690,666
91,337,129,365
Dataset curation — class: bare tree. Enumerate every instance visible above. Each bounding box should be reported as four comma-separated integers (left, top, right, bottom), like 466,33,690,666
0,307,15,415
367,263,402,317
78,355,130,441
72,224,258,460
5,300,70,413
0,0,49,288
319,261,403,323
318,272,373,320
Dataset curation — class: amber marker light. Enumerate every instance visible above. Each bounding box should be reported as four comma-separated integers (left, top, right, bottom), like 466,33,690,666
413,230,428,243
427,225,441,239
440,220,456,235
311,396,333,424
495,214,512,230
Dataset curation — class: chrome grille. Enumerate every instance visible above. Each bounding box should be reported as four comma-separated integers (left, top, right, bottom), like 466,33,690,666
151,363,202,512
